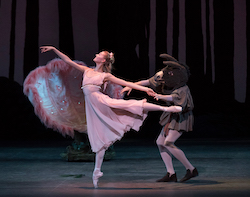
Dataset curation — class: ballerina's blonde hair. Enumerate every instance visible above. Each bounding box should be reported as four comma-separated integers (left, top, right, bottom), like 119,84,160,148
101,51,115,73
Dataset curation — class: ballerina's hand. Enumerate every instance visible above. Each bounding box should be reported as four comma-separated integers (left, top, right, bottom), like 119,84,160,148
40,46,55,53
146,88,156,97
120,86,132,95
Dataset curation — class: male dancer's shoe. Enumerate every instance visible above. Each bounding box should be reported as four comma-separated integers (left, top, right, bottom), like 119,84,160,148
92,169,103,188
180,168,198,182
156,172,177,182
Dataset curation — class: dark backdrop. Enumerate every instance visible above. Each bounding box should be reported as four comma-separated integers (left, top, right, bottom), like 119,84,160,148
0,0,249,141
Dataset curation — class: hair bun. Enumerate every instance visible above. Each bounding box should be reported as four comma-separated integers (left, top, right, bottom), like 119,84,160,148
109,52,115,63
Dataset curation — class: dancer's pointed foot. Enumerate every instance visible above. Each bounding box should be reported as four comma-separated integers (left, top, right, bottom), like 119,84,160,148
161,106,182,113
92,169,103,188
180,168,198,182
156,172,177,182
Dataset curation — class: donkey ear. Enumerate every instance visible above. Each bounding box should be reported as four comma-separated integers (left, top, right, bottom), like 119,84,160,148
162,61,185,70
159,53,178,62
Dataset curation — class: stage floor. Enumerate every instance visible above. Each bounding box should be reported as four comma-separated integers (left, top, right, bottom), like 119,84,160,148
0,138,250,197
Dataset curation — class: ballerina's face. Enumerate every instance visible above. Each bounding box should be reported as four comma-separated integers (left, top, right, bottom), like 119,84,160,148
93,52,106,64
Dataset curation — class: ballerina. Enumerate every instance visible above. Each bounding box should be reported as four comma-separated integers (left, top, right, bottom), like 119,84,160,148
40,46,182,188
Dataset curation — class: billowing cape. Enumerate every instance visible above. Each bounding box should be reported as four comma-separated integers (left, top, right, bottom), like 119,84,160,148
23,58,123,137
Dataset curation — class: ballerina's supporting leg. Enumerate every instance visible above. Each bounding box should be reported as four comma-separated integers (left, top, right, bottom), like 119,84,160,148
93,149,105,188
143,102,182,113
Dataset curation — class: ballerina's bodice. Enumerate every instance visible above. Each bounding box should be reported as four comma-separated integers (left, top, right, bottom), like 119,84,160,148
81,68,106,95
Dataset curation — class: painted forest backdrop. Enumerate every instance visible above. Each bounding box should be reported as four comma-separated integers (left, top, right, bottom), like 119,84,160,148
0,0,249,139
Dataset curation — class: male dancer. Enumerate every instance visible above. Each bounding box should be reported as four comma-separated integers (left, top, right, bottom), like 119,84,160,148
121,54,198,182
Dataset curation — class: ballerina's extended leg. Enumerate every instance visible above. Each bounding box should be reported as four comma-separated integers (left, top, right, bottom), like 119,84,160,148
143,102,182,113
160,106,182,112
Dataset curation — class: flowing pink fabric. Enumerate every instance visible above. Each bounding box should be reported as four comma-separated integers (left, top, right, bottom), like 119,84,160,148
23,59,87,137
82,68,147,152
23,59,123,137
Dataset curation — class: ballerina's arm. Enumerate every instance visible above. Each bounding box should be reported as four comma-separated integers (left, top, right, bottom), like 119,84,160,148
105,73,156,97
40,46,88,73
120,79,150,95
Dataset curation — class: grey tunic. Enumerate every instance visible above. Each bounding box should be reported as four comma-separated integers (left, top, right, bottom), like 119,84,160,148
149,77,194,132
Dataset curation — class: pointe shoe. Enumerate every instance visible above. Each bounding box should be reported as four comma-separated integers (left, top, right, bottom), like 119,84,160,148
156,172,177,182
180,168,198,182
92,170,103,188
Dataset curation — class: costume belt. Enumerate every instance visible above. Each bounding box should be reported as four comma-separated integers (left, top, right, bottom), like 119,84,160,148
81,84,101,89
